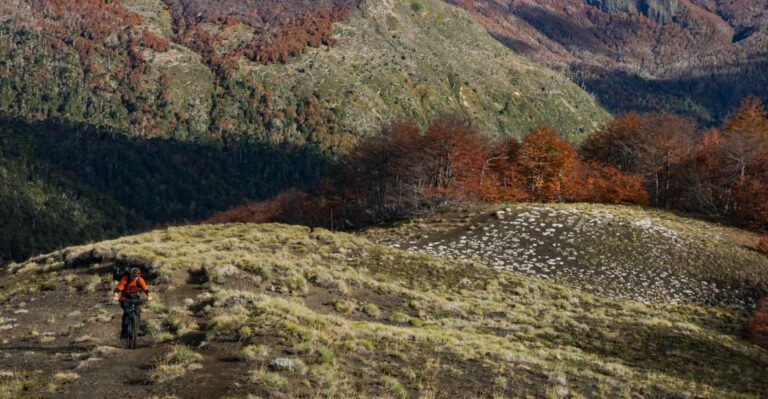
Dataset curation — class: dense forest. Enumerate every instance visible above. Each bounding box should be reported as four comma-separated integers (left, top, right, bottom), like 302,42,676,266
210,98,768,233
0,118,325,263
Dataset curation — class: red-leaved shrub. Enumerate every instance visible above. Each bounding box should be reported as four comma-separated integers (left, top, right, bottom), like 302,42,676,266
758,236,768,255
748,297,768,348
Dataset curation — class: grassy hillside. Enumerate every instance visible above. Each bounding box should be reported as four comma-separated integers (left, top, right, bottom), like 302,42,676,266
1,222,767,398
214,0,609,143
364,204,768,307
0,0,609,145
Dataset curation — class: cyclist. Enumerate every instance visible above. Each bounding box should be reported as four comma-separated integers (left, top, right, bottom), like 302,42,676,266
112,267,152,339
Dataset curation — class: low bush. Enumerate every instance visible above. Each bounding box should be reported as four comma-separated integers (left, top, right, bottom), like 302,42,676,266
758,236,768,255
747,297,768,348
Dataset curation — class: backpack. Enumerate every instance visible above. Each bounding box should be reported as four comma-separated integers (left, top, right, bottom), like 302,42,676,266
112,262,133,282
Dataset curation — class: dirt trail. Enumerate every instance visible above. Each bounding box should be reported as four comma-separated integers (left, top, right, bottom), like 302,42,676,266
0,266,252,398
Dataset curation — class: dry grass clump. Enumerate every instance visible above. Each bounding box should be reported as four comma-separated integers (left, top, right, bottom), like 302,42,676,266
307,270,350,294
380,376,407,398
163,306,198,336
0,371,53,398
362,303,381,318
241,345,270,362
52,372,79,383
389,311,411,324
149,346,203,384
250,367,288,390
331,299,357,315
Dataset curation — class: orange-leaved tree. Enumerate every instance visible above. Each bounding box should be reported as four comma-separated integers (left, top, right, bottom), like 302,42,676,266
724,96,768,140
421,115,489,203
517,127,579,201
578,162,649,205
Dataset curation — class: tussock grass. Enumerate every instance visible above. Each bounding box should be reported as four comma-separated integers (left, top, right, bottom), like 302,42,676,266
362,303,381,318
241,345,270,362
381,376,407,398
250,367,287,389
52,372,79,383
149,346,203,384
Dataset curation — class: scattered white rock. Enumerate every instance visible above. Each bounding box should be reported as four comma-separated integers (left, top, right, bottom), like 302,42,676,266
270,358,295,372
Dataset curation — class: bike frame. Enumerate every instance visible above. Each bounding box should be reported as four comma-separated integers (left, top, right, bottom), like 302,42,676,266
122,297,144,349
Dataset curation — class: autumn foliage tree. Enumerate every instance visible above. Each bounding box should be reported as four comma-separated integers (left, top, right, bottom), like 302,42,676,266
576,162,649,205
582,112,696,208
583,98,768,229
516,127,580,201
209,114,647,228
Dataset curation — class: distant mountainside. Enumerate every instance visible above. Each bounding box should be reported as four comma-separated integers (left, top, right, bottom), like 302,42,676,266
0,0,611,262
446,0,768,124
0,118,325,264
0,0,608,146
0,145,148,264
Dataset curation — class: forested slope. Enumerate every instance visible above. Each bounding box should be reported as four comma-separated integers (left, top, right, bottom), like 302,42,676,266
0,0,608,145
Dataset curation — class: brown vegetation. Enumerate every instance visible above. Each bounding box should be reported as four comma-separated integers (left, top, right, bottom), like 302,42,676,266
747,297,768,348
583,97,768,230
208,115,647,227
211,97,767,233
759,236,768,255
166,0,354,77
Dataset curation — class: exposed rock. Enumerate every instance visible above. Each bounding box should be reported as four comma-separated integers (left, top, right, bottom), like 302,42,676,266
269,358,295,372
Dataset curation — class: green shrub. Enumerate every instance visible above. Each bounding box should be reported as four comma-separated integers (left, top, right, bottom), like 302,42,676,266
362,303,381,318
390,311,410,323
317,345,335,365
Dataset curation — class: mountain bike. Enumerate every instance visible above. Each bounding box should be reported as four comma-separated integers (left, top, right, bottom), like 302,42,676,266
121,297,144,349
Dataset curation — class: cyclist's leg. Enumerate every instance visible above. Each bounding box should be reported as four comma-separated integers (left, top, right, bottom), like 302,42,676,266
136,304,142,335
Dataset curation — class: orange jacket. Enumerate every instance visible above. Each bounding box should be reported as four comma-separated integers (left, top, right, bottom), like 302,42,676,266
114,276,149,300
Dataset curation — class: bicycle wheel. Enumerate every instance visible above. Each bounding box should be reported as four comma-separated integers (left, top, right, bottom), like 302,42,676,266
121,307,131,349
129,311,139,349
